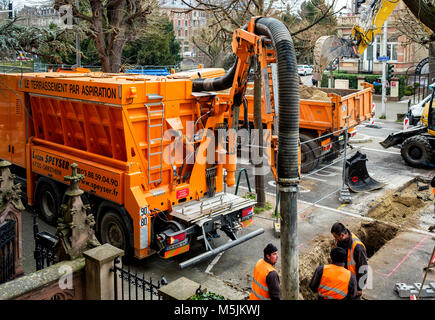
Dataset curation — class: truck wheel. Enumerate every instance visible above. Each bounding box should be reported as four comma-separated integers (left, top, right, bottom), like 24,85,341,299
99,211,130,253
300,134,319,173
401,135,433,167
36,181,62,225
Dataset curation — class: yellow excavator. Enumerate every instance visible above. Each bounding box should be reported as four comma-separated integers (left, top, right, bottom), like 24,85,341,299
312,0,435,181
380,83,435,167
313,0,429,80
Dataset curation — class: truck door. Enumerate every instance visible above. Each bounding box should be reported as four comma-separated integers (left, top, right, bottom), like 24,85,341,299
0,84,12,162
10,94,26,167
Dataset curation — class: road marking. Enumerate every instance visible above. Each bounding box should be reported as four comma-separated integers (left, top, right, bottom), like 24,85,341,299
361,147,401,155
301,176,328,182
374,235,430,278
337,203,347,211
205,240,231,275
313,168,338,177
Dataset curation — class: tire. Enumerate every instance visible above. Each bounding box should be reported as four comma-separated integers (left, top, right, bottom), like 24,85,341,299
300,133,319,173
99,210,130,253
36,181,62,225
401,135,433,167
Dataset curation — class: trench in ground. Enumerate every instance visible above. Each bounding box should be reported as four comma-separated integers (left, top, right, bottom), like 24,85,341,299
299,178,433,300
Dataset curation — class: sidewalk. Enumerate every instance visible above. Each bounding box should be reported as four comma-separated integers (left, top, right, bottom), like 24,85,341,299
372,96,411,122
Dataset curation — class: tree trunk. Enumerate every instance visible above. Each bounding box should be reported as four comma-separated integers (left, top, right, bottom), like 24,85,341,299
429,41,435,85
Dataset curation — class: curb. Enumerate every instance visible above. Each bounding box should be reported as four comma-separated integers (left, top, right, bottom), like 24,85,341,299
349,135,372,144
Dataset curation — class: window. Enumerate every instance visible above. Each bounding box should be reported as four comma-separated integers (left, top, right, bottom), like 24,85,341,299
178,29,181,37
185,30,188,37
374,35,398,62
387,37,398,61
185,20,188,27
178,20,181,26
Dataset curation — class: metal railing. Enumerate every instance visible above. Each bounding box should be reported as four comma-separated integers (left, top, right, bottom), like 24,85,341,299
33,214,58,271
111,258,167,300
0,220,16,285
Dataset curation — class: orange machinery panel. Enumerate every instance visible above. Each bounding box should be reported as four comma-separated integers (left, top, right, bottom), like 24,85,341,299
0,74,27,167
30,145,124,203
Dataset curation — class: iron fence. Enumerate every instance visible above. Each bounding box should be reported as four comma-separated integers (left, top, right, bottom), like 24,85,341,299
111,258,167,300
0,220,16,284
33,214,58,271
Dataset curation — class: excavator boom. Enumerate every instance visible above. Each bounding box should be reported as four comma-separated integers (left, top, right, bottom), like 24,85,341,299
313,0,401,79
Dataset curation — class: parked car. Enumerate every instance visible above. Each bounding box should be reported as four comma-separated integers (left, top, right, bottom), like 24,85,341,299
325,64,337,71
298,65,313,76
404,94,433,126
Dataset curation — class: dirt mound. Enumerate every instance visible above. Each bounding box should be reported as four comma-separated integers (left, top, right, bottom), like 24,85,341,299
299,85,331,102
367,180,433,226
217,85,332,102
299,236,334,300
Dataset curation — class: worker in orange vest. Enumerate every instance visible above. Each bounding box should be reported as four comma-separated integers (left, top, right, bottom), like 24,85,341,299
249,243,280,300
310,247,358,300
331,222,368,299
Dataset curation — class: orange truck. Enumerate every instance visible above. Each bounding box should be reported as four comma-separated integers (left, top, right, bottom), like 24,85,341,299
0,68,266,266
221,82,375,173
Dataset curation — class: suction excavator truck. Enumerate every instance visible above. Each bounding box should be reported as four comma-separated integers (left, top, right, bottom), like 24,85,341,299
0,17,301,268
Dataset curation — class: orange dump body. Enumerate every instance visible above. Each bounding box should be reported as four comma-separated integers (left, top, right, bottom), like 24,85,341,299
220,79,373,173
0,69,256,260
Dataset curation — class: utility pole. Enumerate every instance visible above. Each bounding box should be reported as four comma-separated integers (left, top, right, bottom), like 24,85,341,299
381,19,388,117
253,58,266,207
253,0,265,207
75,0,81,67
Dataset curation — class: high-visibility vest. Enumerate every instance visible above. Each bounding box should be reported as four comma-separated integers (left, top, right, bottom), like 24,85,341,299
249,259,277,300
334,232,366,277
318,264,352,300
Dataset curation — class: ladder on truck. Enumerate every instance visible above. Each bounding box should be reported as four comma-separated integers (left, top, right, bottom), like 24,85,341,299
146,94,165,185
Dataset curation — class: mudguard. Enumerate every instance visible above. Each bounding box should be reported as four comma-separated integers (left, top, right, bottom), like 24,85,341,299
380,125,426,148
345,151,385,192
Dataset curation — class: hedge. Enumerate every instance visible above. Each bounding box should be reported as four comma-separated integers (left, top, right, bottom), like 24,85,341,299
320,72,407,99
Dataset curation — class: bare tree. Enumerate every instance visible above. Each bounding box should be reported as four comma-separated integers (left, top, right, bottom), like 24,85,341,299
54,0,156,72
401,0,435,83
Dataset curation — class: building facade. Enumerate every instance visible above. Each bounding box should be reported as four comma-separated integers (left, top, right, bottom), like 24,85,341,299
159,0,210,67
16,5,62,28
336,2,428,75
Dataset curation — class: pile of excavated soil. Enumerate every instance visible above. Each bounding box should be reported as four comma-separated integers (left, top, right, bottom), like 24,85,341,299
217,85,332,102
299,236,334,300
367,181,433,226
299,85,332,102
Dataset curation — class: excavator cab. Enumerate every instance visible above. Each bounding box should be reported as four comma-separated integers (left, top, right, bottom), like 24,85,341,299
426,84,435,135
380,83,435,168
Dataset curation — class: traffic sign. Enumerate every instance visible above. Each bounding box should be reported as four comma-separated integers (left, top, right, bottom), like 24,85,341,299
378,56,390,62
